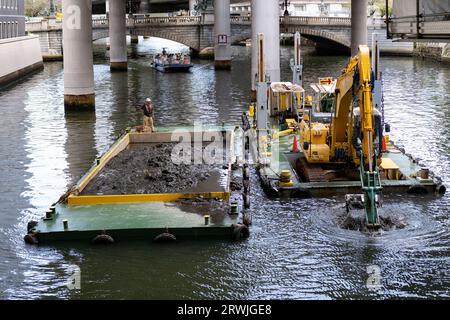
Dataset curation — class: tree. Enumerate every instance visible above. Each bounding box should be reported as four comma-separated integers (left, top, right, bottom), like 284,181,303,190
368,0,393,18
25,0,62,17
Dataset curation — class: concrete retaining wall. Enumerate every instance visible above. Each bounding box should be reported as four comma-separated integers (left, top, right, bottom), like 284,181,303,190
0,36,43,88
414,43,450,63
34,30,63,61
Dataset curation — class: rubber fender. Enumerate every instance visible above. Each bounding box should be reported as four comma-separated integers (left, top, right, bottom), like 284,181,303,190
232,224,250,241
407,184,428,195
27,221,38,233
91,234,115,245
436,184,446,196
153,232,177,243
24,233,39,245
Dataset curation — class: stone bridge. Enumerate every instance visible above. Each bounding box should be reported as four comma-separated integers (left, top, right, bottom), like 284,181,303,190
26,15,412,59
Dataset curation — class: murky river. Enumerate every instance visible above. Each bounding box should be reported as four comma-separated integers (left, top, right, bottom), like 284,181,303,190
0,37,449,299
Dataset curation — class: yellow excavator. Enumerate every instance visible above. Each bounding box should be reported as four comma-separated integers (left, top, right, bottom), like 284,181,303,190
299,45,383,227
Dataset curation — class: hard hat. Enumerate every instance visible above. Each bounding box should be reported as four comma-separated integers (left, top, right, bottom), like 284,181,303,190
146,98,151,102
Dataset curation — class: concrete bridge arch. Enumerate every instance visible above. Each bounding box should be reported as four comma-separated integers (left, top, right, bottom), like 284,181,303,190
130,25,204,51
293,28,350,53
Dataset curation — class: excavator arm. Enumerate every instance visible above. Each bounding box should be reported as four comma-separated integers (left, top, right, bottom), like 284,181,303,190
356,45,382,227
358,46,376,172
331,57,358,159
334,45,382,227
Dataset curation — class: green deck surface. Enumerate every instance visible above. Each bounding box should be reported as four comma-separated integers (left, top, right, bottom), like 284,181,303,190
38,202,236,234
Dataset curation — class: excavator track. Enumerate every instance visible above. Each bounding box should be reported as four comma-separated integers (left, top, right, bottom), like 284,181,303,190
296,157,329,182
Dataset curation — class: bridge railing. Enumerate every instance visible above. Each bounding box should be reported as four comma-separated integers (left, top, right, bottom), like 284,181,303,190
281,16,351,26
131,16,201,26
231,16,252,25
92,17,109,27
26,14,366,32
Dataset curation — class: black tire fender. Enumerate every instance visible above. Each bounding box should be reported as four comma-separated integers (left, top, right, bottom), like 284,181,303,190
153,232,177,243
24,233,39,245
232,224,250,241
91,233,115,245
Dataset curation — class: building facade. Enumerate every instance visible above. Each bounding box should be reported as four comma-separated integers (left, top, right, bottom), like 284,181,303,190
0,0,25,39
0,0,42,88
230,0,350,18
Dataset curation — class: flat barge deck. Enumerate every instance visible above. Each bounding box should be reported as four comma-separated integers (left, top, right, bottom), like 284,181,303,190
25,127,250,244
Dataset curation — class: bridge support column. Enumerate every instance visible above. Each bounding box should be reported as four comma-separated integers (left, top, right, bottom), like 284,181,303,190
109,0,127,71
63,0,95,111
214,0,231,70
251,0,280,97
351,0,367,56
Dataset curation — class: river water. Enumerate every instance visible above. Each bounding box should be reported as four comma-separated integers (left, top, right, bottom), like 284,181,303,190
0,37,449,299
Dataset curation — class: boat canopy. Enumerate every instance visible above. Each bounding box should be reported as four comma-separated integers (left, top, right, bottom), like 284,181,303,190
270,82,305,94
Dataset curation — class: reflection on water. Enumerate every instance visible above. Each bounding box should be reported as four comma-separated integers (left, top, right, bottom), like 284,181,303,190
0,37,449,299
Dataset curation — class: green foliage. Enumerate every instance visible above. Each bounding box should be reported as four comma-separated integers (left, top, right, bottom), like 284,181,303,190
25,0,62,17
368,0,393,17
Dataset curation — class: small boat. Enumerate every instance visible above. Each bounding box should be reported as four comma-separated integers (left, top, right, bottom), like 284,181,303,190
151,48,193,73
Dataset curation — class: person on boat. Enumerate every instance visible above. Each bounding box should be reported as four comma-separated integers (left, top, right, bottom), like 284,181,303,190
141,98,155,133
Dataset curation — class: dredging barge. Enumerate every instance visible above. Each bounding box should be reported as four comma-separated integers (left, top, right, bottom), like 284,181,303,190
24,127,251,244
244,32,446,227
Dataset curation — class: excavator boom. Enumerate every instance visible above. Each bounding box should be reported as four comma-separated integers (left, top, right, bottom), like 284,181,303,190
356,45,382,227
333,45,382,227
358,46,376,172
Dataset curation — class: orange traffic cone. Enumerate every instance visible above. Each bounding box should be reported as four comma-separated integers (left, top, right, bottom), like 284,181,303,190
291,135,299,153
382,135,387,153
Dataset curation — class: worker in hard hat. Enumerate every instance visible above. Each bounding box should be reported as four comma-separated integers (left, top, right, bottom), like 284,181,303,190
141,98,155,132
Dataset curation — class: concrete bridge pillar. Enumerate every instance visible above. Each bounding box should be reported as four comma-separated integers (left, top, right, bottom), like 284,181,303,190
109,0,128,71
351,0,368,56
106,0,110,16
214,0,232,69
251,0,280,93
63,0,95,111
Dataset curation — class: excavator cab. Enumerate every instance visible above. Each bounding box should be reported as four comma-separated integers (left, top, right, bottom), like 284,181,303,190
351,107,383,168
308,78,336,123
